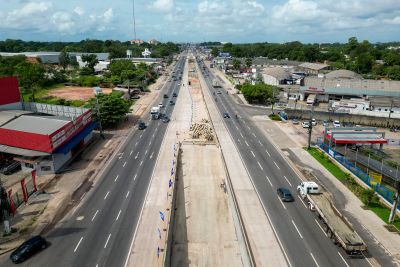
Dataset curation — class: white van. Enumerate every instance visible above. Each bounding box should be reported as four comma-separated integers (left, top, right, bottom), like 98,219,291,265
297,181,319,196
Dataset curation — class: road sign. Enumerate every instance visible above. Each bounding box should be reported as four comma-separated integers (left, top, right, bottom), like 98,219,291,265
169,179,172,188
159,211,164,221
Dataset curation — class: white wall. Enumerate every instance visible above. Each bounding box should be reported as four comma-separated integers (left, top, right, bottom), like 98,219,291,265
262,74,279,86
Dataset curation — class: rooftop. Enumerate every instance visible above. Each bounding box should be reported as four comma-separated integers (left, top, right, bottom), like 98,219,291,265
325,69,361,79
299,62,330,70
0,110,32,126
1,115,70,135
263,67,291,80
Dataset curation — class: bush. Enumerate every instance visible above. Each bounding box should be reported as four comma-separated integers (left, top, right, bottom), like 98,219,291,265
269,114,281,121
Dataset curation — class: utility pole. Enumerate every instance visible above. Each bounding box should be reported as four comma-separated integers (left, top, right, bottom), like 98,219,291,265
307,104,315,150
0,174,11,234
95,97,104,139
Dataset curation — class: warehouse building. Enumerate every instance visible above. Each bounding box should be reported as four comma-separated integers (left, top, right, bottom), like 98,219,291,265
0,77,96,175
262,67,292,86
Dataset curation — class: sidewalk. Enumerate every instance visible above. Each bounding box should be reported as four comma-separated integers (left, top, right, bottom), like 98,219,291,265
258,119,400,266
198,62,288,266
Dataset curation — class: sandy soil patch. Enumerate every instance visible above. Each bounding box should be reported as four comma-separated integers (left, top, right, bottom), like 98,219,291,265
46,86,112,101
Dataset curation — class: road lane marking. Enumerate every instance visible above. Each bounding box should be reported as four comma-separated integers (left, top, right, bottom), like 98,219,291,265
266,175,273,187
150,152,154,159
104,191,110,200
245,141,249,147
126,191,130,198
274,161,280,169
337,252,350,267
130,150,133,156
114,175,119,182
240,132,244,138
140,160,143,166
149,141,152,146
310,253,320,267
257,161,264,170
278,198,287,210
235,125,239,130
265,149,271,157
252,133,256,137
315,219,328,237
135,152,139,159
140,134,143,139
298,196,308,209
145,149,148,155
135,142,138,146
292,220,303,239
258,140,263,146
251,151,256,158
237,139,241,144
116,210,122,221
92,210,99,221
247,125,250,130
134,174,137,180
80,192,86,200
284,176,292,187
152,133,155,138
104,234,112,248
156,127,158,131
74,237,83,252
123,162,127,167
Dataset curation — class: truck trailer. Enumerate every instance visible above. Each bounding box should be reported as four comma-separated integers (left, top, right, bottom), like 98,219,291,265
297,181,367,257
150,106,160,120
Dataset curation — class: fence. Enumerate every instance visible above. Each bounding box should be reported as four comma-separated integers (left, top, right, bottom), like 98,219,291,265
319,142,400,211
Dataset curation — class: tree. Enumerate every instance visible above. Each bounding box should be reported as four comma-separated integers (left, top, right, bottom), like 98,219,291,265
59,50,70,70
355,53,374,73
109,60,135,77
81,54,98,74
387,65,400,80
233,59,241,70
88,92,131,128
211,47,219,57
14,62,45,101
245,58,252,68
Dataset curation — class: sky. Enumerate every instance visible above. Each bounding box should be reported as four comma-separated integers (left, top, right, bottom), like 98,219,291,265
1,0,400,43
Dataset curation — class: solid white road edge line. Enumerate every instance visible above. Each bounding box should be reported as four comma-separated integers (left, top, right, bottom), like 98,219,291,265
310,253,320,267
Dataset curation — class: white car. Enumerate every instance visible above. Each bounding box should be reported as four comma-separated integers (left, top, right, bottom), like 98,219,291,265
311,118,317,126
302,121,310,128
333,120,341,127
158,103,164,108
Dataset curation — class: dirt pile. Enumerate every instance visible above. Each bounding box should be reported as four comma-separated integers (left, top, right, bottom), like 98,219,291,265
190,119,214,141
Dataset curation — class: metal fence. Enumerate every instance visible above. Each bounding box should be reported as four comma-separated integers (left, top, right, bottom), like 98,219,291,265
319,142,400,210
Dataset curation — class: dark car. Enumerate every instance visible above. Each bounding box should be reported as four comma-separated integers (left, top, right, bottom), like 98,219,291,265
277,187,294,202
1,161,21,175
162,116,170,123
223,112,230,118
169,100,175,105
138,122,146,130
10,236,47,263
163,94,169,98
172,92,177,97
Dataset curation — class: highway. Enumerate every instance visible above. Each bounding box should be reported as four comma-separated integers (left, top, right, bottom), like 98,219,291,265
197,59,372,267
1,55,186,267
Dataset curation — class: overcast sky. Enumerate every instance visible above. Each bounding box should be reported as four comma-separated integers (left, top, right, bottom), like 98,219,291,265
1,0,400,43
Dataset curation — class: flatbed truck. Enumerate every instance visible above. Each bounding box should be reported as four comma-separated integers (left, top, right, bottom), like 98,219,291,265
297,181,367,257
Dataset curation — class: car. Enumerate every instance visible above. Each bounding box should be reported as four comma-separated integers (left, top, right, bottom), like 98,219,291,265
333,120,341,127
217,91,221,94
138,122,146,130
169,100,175,105
10,236,48,263
292,119,299,125
172,92,177,97
302,121,310,128
223,112,230,118
162,116,170,123
1,161,21,175
163,94,169,98
311,118,317,126
168,79,171,82
323,120,329,127
277,187,294,202
158,103,164,108
178,82,181,85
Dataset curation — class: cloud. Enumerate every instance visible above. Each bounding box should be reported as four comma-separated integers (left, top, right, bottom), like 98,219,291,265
151,0,174,12
0,1,114,36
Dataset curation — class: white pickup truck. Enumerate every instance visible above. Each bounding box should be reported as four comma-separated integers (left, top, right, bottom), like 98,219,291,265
297,181,367,257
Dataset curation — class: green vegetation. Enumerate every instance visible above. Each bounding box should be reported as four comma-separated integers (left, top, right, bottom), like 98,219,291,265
269,114,281,121
307,147,400,231
237,82,279,105
211,38,400,80
87,92,131,128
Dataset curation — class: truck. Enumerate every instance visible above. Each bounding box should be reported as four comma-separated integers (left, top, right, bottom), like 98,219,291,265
150,106,160,120
297,181,367,257
212,79,221,88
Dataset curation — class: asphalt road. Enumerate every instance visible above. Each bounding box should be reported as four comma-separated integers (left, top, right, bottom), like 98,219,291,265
198,60,372,267
1,55,187,267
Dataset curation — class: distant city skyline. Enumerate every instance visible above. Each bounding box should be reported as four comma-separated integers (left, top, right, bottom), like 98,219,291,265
1,0,400,43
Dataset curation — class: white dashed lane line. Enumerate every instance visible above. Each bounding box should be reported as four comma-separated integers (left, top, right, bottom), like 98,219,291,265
104,234,112,249
284,176,292,187
135,152,139,159
115,210,122,221
74,237,83,253
91,210,99,221
265,149,271,157
266,175,273,187
104,191,110,200
257,161,264,170
245,141,250,147
310,253,320,267
126,191,130,198
130,150,133,156
251,151,256,158
114,175,119,182
292,220,303,239
274,161,280,169
123,162,127,168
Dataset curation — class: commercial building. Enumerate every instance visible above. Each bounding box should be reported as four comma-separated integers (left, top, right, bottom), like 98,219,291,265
0,77,96,175
262,67,292,86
